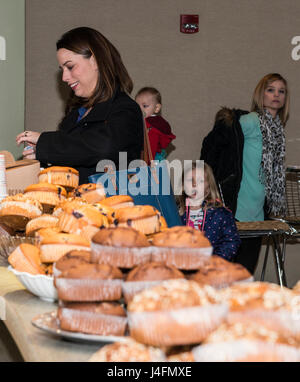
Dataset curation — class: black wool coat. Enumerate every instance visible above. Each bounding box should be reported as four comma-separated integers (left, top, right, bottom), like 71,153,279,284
36,89,144,184
200,107,249,215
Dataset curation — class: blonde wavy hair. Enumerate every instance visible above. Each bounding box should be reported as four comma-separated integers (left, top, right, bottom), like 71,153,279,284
177,161,223,215
251,73,289,125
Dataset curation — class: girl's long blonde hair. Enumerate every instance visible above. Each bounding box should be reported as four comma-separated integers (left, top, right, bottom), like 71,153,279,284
251,73,289,125
177,161,223,215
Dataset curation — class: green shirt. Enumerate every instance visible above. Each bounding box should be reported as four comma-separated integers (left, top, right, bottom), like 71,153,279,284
235,112,265,222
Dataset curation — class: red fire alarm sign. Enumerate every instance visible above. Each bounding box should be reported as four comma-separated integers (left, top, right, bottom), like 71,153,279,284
180,14,199,34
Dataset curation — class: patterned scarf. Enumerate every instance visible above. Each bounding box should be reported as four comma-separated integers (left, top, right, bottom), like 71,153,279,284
258,109,286,216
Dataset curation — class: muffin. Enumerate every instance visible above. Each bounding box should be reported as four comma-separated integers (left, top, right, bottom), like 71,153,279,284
93,202,117,224
54,263,123,301
192,322,300,362
151,226,212,270
38,166,79,191
57,203,109,241
88,339,166,362
122,262,185,303
112,205,161,235
69,183,106,204
0,194,43,230
52,249,91,278
91,227,152,268
52,197,87,218
127,279,228,346
39,231,90,263
8,243,44,275
188,255,252,288
25,214,59,237
100,195,134,209
57,301,127,336
34,227,62,241
212,282,300,340
23,183,67,213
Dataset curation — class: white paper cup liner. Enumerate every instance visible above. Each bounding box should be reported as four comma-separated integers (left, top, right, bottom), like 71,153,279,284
58,307,127,336
55,278,123,301
150,246,212,270
128,303,228,346
90,242,152,268
192,339,300,362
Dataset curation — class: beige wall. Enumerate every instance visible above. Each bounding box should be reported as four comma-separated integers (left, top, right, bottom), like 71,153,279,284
25,0,300,165
0,0,24,159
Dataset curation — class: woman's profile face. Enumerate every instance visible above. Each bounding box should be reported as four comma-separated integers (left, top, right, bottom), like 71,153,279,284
263,80,286,116
57,48,98,99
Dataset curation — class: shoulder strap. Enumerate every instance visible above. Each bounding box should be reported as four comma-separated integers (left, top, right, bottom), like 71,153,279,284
141,118,153,164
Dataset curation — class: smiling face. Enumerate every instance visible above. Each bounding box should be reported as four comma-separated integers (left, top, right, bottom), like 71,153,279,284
135,93,161,118
263,80,286,117
57,48,99,99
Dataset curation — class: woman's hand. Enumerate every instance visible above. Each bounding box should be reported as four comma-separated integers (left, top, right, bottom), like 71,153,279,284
16,131,40,160
16,130,41,146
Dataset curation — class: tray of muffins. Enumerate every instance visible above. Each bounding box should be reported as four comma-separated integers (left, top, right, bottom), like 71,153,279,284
2,165,300,360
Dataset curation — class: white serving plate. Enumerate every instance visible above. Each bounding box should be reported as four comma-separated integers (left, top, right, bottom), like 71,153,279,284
31,311,128,344
8,266,57,302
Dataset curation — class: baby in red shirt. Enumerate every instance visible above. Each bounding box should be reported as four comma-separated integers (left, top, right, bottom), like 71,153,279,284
135,87,176,162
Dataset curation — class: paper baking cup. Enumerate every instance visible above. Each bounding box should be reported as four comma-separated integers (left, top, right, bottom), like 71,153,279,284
150,246,212,270
128,303,228,346
228,308,300,340
8,266,57,302
39,172,79,190
55,278,123,301
40,244,90,263
192,339,300,362
58,307,127,336
90,242,152,268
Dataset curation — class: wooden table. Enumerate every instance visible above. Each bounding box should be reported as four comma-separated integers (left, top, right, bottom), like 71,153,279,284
0,266,102,362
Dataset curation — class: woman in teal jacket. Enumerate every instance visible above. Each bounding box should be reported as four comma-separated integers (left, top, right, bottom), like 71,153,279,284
201,73,290,273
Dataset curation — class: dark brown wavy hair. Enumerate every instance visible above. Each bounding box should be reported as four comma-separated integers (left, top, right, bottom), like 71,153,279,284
56,27,133,113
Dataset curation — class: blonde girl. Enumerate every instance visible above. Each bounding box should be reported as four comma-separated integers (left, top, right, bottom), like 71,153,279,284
179,161,241,261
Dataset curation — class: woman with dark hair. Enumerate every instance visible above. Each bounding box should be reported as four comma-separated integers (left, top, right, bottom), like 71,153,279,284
201,73,290,273
16,27,144,184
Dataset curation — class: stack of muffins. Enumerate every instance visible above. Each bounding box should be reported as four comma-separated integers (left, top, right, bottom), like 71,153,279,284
89,279,300,362
3,165,300,361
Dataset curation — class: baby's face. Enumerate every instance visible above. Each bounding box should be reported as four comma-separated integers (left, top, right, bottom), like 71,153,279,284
135,93,161,118
184,168,208,206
